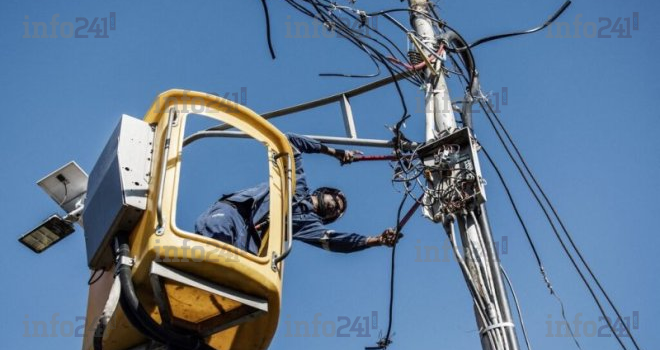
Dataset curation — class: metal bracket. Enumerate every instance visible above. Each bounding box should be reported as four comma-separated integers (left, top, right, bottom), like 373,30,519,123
340,94,357,139
183,72,413,148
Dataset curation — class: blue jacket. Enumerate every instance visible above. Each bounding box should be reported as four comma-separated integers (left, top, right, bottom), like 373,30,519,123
220,133,369,253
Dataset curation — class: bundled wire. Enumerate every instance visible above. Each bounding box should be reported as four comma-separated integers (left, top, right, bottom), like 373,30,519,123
442,16,638,347
407,5,641,350
481,145,582,350
260,2,642,350
478,99,642,350
281,0,427,88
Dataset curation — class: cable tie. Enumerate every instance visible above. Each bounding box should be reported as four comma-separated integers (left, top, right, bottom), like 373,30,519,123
479,322,515,335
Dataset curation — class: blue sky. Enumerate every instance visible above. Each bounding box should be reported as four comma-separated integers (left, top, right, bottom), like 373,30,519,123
1,0,658,349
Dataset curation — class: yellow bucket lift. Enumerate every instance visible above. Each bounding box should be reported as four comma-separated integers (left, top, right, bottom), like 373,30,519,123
81,90,295,350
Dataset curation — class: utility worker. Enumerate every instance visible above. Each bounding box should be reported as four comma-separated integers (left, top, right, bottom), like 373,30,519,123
195,133,400,254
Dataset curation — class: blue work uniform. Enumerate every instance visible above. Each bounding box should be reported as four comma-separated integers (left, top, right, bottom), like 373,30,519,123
195,133,370,254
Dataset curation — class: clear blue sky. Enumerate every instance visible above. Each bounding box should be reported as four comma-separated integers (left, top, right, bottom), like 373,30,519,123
1,0,658,349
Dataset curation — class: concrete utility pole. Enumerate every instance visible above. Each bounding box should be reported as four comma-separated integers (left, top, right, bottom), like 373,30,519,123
407,1,520,350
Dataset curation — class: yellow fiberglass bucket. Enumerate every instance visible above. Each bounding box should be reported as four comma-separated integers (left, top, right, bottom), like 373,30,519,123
82,90,295,350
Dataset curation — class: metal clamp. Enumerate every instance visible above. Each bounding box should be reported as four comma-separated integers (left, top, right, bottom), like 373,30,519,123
116,256,135,267
115,255,135,276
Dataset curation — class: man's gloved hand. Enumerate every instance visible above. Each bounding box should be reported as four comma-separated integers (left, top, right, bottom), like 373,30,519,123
333,149,363,165
367,228,404,247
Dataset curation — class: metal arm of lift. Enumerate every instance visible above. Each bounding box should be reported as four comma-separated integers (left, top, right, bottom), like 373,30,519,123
183,130,393,149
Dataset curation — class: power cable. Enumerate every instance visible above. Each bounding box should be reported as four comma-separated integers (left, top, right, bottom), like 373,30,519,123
446,19,634,345
479,100,632,350
381,193,407,349
482,100,642,350
283,0,425,86
469,1,572,49
441,21,639,347
481,145,582,350
259,0,276,59
262,3,642,349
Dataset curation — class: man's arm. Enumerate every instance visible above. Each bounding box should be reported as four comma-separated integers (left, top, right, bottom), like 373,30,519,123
293,220,400,253
286,133,360,164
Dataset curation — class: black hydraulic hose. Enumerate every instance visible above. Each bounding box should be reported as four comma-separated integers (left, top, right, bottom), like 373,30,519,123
114,235,212,350
115,237,177,346
118,289,169,344
94,250,164,349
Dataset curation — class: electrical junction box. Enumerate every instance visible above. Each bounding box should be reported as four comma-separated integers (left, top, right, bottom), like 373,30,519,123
417,127,486,219
83,115,155,269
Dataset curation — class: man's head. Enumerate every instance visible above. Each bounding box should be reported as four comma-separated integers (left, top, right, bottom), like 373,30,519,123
312,187,347,224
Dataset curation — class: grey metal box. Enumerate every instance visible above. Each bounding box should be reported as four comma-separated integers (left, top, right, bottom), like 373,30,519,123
83,115,154,269
417,127,487,213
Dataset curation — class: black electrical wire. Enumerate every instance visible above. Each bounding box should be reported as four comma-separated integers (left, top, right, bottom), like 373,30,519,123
479,100,631,350
379,193,409,349
317,28,424,344
368,115,419,350
480,147,543,276
272,3,642,350
481,145,582,350
360,6,592,348
482,100,643,350
440,24,478,91
320,7,422,81
337,7,412,61
319,11,421,83
447,25,630,347
381,13,410,34
88,269,105,285
259,0,276,59
319,50,382,78
469,1,572,49
283,0,425,86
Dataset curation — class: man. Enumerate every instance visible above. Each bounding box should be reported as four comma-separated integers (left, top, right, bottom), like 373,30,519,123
195,133,400,254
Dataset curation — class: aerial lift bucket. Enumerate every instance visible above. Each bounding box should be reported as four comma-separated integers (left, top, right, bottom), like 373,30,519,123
81,90,295,350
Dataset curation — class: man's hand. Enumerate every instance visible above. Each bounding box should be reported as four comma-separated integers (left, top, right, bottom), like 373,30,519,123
367,228,403,247
333,149,363,165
